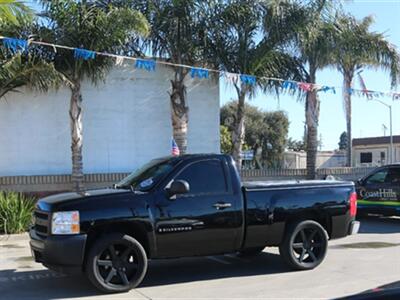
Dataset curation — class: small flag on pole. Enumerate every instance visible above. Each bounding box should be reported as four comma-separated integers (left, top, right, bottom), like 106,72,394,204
172,138,180,156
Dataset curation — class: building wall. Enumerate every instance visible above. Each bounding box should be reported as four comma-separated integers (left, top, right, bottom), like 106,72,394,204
352,144,400,167
283,150,346,169
0,63,220,176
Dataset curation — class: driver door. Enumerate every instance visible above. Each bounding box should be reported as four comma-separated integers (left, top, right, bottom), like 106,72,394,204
153,158,241,258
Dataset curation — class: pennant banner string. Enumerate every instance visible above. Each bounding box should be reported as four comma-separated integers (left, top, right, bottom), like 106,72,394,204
0,35,398,100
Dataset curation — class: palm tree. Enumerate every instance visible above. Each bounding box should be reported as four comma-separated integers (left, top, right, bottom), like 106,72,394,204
291,0,340,178
124,0,210,154
0,1,60,99
207,0,305,167
39,0,149,191
333,14,400,166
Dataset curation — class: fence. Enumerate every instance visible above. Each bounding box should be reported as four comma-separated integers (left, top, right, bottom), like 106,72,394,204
0,167,376,193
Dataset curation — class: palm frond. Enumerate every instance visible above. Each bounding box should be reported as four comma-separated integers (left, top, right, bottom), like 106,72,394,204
38,0,149,84
0,0,33,26
334,13,400,87
0,52,62,98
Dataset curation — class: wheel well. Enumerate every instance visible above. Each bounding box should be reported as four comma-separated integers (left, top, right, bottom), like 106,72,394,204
83,222,150,269
285,212,331,238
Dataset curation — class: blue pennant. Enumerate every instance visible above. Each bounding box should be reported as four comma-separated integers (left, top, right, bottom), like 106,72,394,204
73,48,96,60
191,67,209,79
2,38,28,53
240,74,256,85
135,59,156,71
319,86,336,94
282,80,297,90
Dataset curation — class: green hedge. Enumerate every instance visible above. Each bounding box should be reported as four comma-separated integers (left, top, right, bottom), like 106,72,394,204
0,192,36,234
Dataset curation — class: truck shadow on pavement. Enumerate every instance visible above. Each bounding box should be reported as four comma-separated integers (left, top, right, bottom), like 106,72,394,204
0,252,290,299
141,251,291,287
357,215,400,234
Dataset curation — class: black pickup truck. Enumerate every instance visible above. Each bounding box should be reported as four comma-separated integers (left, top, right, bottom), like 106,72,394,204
30,154,359,293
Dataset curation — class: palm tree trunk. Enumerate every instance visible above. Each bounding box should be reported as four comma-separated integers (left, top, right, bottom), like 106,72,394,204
343,72,353,167
69,81,84,191
170,69,188,154
305,69,320,179
232,87,246,168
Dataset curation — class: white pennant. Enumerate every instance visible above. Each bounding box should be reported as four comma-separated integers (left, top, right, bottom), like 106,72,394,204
224,72,239,85
115,56,124,66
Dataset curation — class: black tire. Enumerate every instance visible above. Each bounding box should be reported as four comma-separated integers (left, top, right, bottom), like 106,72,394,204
237,246,265,257
85,233,148,293
279,220,328,270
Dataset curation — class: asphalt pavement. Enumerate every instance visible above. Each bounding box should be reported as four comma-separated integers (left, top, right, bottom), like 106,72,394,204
0,215,399,300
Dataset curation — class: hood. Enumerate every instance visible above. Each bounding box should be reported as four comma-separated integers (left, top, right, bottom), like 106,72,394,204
36,188,131,211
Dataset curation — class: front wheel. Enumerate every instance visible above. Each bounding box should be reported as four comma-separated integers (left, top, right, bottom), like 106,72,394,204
279,220,328,270
85,233,148,293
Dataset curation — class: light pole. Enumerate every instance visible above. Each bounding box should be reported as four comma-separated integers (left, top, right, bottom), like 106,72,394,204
370,99,393,164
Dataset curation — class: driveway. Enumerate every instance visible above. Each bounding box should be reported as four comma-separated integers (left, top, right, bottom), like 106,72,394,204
0,215,399,299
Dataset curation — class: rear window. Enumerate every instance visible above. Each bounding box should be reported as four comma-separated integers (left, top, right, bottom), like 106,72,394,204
386,167,400,183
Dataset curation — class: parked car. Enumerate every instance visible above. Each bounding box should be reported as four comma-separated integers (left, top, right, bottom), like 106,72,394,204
30,154,359,293
356,164,400,216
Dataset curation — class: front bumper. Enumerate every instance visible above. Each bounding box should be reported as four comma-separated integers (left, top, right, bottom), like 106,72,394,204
348,220,360,235
29,228,87,274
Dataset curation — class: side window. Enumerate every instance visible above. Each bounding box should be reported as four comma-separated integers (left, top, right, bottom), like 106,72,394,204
385,168,400,184
366,169,388,184
175,160,227,195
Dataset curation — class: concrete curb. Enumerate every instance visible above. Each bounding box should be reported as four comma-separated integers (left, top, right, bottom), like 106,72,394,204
0,232,29,243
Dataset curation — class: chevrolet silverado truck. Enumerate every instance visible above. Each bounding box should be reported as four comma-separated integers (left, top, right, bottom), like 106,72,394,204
356,164,400,216
30,154,359,293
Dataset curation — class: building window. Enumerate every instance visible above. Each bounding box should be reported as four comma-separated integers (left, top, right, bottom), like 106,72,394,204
360,152,372,163
380,151,386,163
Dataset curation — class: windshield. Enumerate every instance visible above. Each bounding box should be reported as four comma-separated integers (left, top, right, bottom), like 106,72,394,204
116,158,176,191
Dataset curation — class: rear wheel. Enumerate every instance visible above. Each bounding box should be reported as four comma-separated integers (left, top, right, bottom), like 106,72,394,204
279,220,328,270
85,233,147,293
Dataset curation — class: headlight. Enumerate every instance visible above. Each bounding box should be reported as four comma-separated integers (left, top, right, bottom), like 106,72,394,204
51,211,80,235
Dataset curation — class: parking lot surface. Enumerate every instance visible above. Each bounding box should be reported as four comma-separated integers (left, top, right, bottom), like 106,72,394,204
0,216,399,299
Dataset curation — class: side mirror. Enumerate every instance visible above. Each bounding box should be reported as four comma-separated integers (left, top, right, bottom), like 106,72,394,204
167,180,190,198
356,179,363,186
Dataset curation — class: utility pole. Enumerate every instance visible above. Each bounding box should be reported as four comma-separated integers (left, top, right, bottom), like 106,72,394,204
371,99,393,164
389,105,393,164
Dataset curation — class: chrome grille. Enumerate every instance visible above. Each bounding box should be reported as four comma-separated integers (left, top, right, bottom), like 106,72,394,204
34,210,50,238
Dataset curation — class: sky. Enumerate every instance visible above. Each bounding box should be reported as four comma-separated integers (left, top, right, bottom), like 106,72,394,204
220,0,400,150
26,1,400,150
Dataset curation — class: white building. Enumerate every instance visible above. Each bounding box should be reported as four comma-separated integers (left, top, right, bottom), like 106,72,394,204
352,136,400,167
283,150,346,169
0,63,220,176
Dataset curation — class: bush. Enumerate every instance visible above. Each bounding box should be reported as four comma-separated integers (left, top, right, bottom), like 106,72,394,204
0,192,36,234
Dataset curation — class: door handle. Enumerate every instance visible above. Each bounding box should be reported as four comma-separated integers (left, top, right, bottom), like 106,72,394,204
213,202,232,210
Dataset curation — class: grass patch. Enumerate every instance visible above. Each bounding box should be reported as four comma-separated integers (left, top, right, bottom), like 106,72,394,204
0,192,36,234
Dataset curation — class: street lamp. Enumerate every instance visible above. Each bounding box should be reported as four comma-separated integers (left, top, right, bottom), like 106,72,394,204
370,99,393,164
